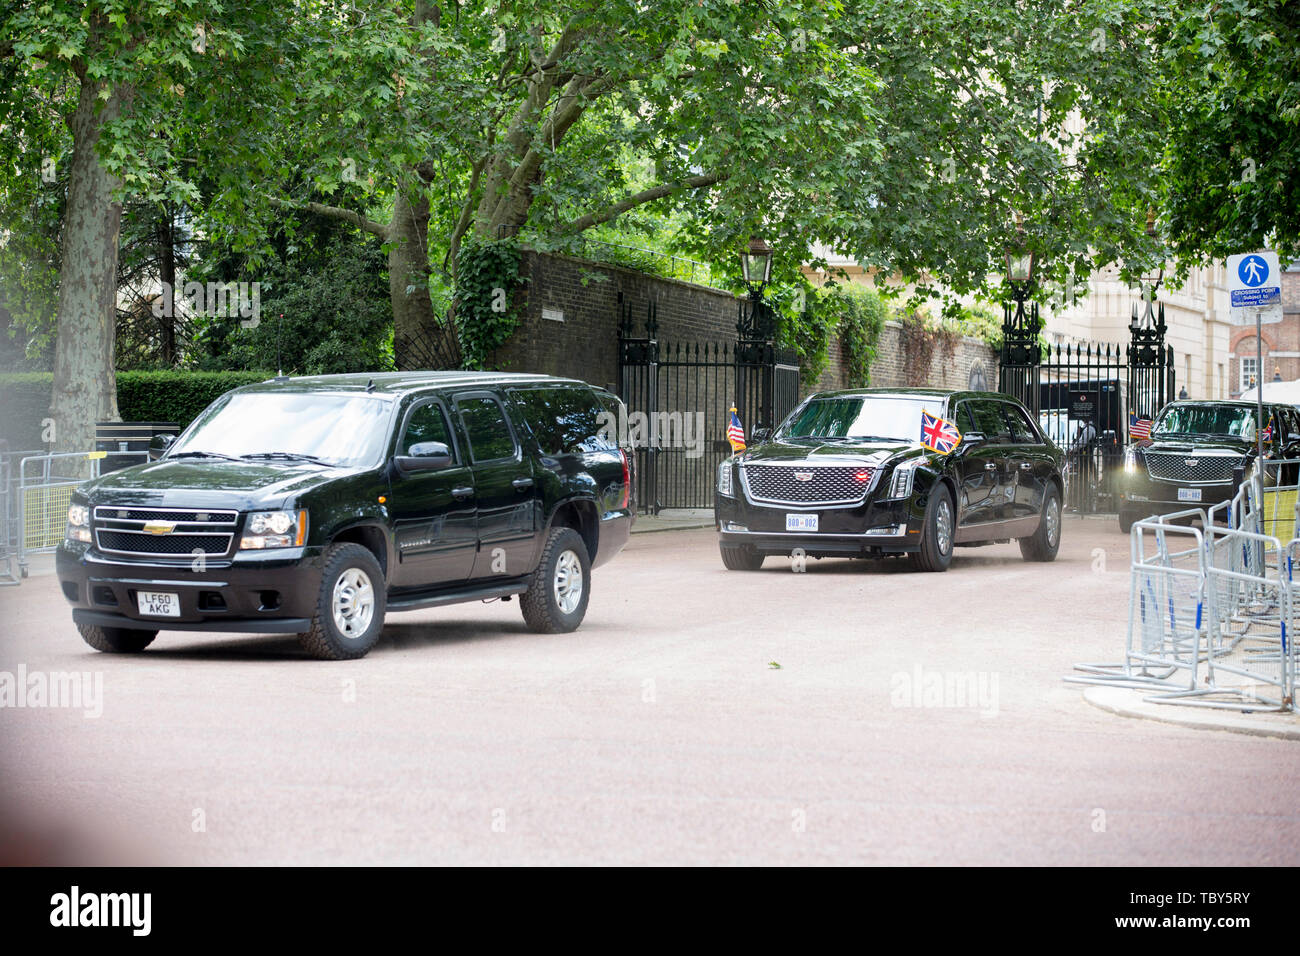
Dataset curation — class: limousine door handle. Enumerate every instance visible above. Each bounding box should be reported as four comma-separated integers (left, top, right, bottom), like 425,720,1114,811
512,477,535,491
452,486,474,500
984,462,998,471
1019,462,1033,471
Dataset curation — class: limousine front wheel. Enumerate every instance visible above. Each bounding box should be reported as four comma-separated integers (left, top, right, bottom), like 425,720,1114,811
719,542,765,571
910,484,954,573
1020,487,1062,562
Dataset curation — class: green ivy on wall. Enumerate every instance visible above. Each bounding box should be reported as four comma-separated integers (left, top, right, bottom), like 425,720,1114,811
454,238,526,370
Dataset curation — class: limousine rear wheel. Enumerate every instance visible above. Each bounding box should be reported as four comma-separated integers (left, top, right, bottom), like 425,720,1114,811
719,542,765,571
911,484,954,572
297,543,386,661
77,624,157,654
1020,486,1062,562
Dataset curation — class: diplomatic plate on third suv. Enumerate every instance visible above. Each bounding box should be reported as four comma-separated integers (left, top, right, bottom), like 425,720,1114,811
137,591,180,617
1177,488,1202,502
786,513,818,532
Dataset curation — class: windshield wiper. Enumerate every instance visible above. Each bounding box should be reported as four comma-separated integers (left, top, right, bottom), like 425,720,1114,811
240,452,333,465
169,450,240,461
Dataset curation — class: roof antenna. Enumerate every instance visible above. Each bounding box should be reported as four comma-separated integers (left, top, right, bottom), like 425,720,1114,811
273,312,290,383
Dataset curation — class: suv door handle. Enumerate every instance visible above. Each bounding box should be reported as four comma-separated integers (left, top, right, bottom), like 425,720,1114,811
452,486,474,500
512,477,534,490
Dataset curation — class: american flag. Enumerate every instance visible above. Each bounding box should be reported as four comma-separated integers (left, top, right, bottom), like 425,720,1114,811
1129,415,1152,440
727,407,746,452
919,410,962,455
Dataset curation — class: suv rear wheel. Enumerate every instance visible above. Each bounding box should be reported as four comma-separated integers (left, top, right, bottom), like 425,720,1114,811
1020,486,1062,562
719,542,765,571
77,624,157,654
521,526,591,633
297,543,386,660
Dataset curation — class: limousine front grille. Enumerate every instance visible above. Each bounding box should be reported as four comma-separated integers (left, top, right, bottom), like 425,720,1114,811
93,506,238,557
1143,452,1241,485
741,464,875,506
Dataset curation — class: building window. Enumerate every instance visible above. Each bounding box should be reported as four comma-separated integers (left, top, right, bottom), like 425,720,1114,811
1241,356,1259,389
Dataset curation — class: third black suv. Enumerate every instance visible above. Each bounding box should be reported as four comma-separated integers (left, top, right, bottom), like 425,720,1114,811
57,372,633,659
715,388,1064,572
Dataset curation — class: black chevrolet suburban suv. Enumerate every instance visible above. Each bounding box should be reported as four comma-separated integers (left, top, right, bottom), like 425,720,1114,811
715,388,1064,572
57,372,633,659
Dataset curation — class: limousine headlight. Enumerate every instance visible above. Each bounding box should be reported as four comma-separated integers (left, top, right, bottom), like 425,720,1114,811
888,461,919,499
717,461,734,497
240,510,307,549
65,503,91,544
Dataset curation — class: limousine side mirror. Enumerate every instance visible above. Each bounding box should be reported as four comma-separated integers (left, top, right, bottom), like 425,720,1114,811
751,427,772,444
148,433,175,461
962,431,986,447
1289,433,1300,443
396,441,453,472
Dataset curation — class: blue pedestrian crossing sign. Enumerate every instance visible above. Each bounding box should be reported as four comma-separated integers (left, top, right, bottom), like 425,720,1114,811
1228,250,1281,308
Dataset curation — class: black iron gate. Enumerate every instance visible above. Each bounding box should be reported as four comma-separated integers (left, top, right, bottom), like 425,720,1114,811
1000,298,1174,514
618,294,800,513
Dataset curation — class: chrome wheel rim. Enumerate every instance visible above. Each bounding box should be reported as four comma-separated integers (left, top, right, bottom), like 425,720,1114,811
936,498,953,555
332,568,375,639
553,549,583,615
1045,496,1061,547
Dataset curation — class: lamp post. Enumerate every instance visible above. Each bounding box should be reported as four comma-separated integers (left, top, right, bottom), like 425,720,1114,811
1129,209,1171,431
999,215,1040,411
738,237,775,341
736,237,776,438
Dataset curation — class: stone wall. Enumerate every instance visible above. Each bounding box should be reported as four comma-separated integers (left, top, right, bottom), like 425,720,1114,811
491,250,998,398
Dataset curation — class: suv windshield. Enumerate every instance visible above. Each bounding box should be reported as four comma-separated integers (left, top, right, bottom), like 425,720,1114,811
778,396,944,442
1152,403,1257,440
170,392,393,466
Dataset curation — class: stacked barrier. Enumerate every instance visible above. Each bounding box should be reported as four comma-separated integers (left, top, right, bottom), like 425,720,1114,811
1070,459,1300,713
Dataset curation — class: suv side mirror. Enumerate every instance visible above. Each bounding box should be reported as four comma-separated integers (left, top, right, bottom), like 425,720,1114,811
396,441,453,472
751,427,772,444
148,433,175,461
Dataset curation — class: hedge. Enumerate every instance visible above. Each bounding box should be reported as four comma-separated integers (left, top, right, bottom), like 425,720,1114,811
0,371,273,451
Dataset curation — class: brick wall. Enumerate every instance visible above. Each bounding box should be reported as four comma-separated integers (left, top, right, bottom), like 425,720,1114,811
491,250,997,397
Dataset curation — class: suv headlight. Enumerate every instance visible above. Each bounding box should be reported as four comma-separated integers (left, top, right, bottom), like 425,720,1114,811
66,503,91,544
888,461,918,499
240,510,307,550
717,461,734,497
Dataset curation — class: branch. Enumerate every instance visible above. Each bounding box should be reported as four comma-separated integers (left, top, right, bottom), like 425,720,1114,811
558,172,727,235
271,197,389,239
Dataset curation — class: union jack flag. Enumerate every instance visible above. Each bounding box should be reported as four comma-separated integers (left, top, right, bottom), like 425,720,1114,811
919,410,961,455
727,406,746,452
1129,415,1152,440
1262,416,1274,443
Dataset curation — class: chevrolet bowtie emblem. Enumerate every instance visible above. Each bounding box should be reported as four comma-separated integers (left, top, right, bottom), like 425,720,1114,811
143,521,176,535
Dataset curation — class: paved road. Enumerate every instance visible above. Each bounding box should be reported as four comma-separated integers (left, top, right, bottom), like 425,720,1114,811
1,516,1297,865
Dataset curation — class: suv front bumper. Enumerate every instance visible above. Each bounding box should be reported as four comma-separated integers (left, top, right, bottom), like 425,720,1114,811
57,541,326,632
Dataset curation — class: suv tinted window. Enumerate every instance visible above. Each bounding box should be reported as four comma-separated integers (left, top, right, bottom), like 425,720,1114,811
458,396,517,462
967,399,1012,442
509,386,611,455
400,402,455,458
1001,402,1040,444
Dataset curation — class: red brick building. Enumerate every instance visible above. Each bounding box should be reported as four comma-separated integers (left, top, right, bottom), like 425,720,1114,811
1229,263,1300,395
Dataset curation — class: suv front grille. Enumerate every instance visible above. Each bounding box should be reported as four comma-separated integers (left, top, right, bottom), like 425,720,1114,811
741,464,875,506
93,506,237,558
1144,452,1241,485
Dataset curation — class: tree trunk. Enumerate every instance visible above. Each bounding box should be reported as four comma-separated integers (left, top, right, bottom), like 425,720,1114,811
159,204,176,366
387,183,438,368
49,73,126,454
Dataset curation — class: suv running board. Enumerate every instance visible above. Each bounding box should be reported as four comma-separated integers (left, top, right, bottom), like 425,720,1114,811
387,576,531,612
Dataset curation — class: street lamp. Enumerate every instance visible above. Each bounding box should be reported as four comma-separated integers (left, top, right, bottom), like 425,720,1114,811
740,237,773,291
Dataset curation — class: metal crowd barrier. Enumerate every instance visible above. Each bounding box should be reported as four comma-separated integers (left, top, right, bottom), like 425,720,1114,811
1070,458,1300,713
0,453,20,586
16,450,111,577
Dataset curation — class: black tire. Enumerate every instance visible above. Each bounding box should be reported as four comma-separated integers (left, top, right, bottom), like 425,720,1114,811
719,541,765,571
77,623,157,653
1118,509,1138,535
297,543,386,661
520,526,591,634
910,483,955,572
1020,486,1063,562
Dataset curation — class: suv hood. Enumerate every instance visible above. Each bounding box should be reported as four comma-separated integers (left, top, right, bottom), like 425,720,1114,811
80,459,363,510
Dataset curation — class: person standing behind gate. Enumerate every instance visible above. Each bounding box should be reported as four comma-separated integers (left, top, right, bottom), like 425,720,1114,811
1070,417,1099,504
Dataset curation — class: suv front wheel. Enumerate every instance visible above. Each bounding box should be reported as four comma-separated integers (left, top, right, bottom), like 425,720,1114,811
297,543,387,660
521,526,591,633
